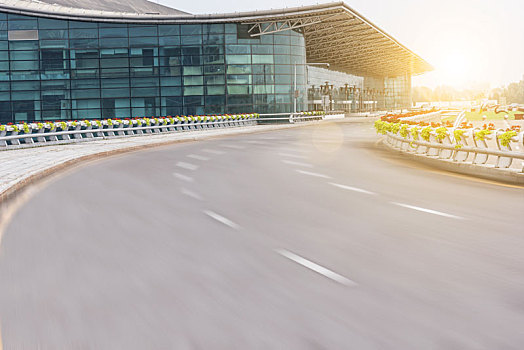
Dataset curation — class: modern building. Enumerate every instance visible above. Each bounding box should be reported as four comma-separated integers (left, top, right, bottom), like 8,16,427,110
0,0,432,123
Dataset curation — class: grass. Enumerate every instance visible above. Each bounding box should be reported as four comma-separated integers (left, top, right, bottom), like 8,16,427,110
443,111,519,122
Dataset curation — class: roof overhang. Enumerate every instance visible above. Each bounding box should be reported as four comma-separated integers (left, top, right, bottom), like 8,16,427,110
0,1,433,77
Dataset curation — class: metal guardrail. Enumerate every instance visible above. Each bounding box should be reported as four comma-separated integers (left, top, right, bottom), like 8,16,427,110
383,126,524,172
0,113,325,150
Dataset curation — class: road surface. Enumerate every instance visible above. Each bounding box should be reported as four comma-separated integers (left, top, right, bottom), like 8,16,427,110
1,121,523,349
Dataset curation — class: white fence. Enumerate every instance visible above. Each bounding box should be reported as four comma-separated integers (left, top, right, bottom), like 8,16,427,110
378,121,524,172
0,112,325,151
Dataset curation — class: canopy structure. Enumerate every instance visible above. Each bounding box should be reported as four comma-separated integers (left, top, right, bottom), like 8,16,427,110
0,1,432,78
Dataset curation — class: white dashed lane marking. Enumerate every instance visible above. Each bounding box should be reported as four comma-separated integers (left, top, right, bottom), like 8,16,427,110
296,169,331,179
391,202,463,219
220,144,245,149
176,162,199,171
282,159,313,168
275,249,357,287
173,173,194,182
278,152,307,159
181,188,203,200
187,154,210,161
204,210,240,229
202,148,225,155
329,182,376,196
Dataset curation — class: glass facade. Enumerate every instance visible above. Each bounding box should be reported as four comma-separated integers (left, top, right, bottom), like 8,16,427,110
0,12,307,123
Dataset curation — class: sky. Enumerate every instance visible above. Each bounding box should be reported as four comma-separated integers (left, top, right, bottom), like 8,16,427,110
155,0,524,90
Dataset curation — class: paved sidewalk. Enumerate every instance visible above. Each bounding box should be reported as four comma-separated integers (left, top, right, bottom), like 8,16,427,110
0,124,300,202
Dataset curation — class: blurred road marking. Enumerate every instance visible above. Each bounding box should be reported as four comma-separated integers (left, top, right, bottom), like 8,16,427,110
391,202,463,219
296,170,331,179
176,162,198,171
181,188,202,200
221,144,245,149
276,249,357,287
282,159,313,168
187,154,209,161
246,140,269,145
278,152,307,159
202,148,225,155
329,182,376,195
173,173,194,182
204,210,239,229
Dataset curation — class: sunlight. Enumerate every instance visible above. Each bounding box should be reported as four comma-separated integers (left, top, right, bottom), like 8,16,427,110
436,51,470,87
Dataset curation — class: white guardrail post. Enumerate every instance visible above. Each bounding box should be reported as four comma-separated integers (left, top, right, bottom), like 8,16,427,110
375,110,524,173
0,112,322,150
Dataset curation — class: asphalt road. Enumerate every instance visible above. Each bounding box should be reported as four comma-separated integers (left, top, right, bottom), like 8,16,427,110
1,121,523,349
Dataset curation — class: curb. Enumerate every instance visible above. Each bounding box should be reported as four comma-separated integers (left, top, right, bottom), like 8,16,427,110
381,139,524,186
0,123,308,206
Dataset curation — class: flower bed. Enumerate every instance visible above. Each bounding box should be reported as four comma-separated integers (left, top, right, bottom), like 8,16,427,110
0,114,260,135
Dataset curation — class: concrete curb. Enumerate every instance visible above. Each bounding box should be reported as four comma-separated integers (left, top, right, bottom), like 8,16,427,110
0,123,307,206
382,139,524,186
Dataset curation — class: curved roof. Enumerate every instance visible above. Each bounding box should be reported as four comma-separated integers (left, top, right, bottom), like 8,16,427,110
0,1,432,77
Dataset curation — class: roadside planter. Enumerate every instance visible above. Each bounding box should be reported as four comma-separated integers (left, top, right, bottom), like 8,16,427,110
376,115,524,172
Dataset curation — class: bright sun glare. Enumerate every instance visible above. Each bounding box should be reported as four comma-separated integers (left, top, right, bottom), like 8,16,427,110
436,52,470,87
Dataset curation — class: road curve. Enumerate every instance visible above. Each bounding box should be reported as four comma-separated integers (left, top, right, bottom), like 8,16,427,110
1,121,523,349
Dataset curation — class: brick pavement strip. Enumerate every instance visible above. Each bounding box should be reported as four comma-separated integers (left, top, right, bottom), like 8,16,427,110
0,124,301,204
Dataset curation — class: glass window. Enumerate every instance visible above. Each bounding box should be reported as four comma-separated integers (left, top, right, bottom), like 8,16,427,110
204,65,225,75
226,45,250,55
203,24,224,34
11,60,39,70
69,21,97,29
183,66,202,75
183,76,203,85
158,25,179,36
38,18,68,29
100,38,128,48
131,87,158,97
129,26,158,37
252,45,273,54
180,35,201,45
160,77,182,87
162,96,183,105
159,36,180,46
180,25,201,35
101,88,130,98
204,75,225,85
101,78,129,88
252,55,273,64
71,89,100,98
11,81,39,90
183,86,203,96
99,27,128,38
131,77,158,87
129,36,158,47
70,28,98,39
203,55,224,64
203,34,223,45
39,29,68,39
71,79,100,89
40,39,68,49
10,50,38,60
70,39,98,49
227,65,251,74
9,41,38,50
8,20,37,30
226,55,251,64
227,74,251,84
206,86,225,95
228,95,252,105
